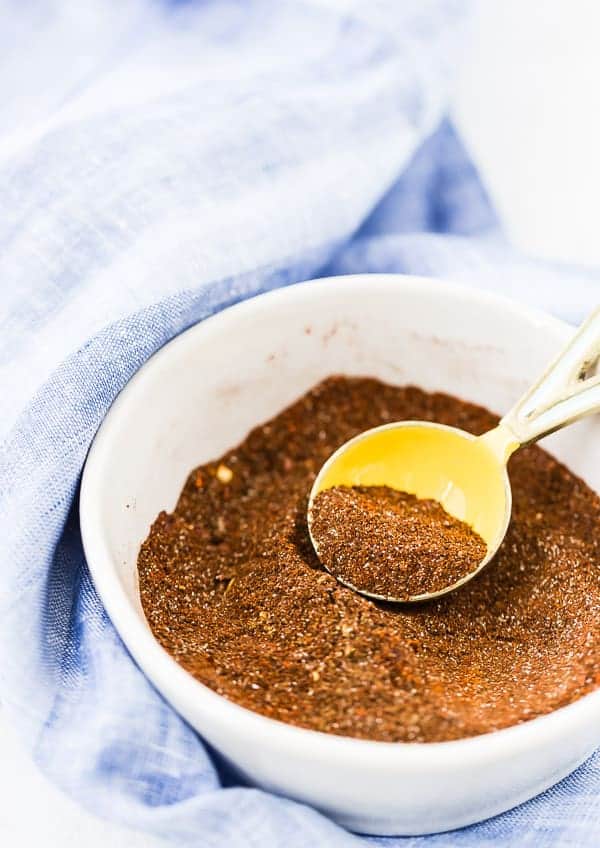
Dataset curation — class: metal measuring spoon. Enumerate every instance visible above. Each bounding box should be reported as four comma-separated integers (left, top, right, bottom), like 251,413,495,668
307,307,600,603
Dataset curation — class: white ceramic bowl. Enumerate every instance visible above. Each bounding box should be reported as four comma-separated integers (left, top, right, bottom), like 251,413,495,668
80,275,600,836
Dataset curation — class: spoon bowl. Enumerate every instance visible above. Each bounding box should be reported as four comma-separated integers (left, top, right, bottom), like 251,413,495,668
307,421,513,601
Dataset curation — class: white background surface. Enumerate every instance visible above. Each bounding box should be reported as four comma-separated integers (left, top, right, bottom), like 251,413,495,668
3,2,600,845
454,0,600,267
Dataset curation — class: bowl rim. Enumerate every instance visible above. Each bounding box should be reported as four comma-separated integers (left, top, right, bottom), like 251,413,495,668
80,272,600,771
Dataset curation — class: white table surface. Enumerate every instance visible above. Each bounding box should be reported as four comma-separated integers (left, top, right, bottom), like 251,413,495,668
3,3,599,845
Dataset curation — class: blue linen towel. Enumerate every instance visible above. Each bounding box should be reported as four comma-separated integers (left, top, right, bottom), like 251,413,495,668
2,2,600,846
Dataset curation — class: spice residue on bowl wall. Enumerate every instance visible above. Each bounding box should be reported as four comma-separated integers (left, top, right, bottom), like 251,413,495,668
308,485,487,600
138,376,600,743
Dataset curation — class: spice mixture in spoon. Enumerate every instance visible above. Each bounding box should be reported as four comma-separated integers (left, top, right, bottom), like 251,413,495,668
309,485,487,600
138,377,600,743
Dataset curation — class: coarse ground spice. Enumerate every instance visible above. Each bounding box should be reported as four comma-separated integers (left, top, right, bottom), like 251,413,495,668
138,376,600,743
309,486,487,600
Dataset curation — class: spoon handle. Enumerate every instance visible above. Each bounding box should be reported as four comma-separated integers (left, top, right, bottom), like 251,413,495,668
499,306,600,446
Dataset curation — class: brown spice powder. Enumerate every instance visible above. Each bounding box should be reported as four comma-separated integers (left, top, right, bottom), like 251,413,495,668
309,486,487,599
138,377,600,743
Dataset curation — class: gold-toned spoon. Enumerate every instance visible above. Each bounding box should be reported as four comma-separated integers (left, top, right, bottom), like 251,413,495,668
307,307,600,603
